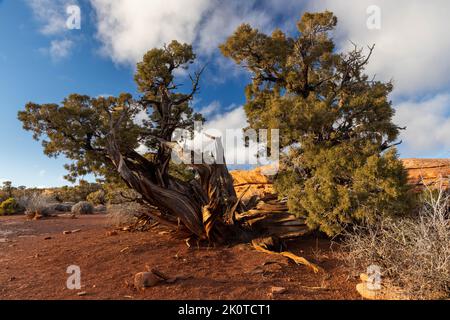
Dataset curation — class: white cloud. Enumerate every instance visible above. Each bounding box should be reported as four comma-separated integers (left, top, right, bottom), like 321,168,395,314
27,0,79,61
195,1,273,56
48,39,74,60
307,0,450,97
27,0,77,35
394,94,450,157
89,0,279,65
90,0,213,65
205,106,247,134
198,101,221,117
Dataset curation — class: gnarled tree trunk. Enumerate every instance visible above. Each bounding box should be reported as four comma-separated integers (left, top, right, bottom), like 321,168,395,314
105,129,310,245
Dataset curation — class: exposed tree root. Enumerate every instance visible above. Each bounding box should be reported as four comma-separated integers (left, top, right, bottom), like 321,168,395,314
252,236,322,274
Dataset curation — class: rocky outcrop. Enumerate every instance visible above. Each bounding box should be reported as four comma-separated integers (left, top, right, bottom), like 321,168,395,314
231,166,275,200
402,158,450,189
231,159,450,199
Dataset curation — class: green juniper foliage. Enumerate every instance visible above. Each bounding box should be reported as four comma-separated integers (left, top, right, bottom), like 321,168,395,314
18,41,203,185
221,11,411,236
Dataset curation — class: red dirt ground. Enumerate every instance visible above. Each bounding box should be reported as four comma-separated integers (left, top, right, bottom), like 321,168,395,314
0,214,360,300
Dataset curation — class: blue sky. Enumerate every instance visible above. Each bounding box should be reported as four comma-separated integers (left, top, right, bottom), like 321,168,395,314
0,0,449,187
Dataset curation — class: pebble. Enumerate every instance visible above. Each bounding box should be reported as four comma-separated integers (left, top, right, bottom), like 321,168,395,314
271,286,287,294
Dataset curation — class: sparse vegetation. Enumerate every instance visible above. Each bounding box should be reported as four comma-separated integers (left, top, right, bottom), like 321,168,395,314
341,179,449,299
52,181,102,203
21,193,53,219
87,189,106,205
71,201,94,215
0,198,20,216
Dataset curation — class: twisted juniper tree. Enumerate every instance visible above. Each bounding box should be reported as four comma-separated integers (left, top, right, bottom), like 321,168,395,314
221,11,412,236
18,41,306,245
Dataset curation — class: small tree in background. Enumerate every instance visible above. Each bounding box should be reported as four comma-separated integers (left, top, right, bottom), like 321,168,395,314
2,181,13,199
221,11,412,236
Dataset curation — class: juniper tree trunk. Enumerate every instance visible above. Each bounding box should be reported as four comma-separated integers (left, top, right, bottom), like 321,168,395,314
105,132,309,244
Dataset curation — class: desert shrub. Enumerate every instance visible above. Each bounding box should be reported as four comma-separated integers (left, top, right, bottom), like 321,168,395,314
107,203,144,226
87,190,106,205
53,181,102,203
103,182,142,205
276,148,413,237
53,203,74,212
21,193,54,218
0,198,20,216
341,179,450,299
94,204,107,213
71,201,94,215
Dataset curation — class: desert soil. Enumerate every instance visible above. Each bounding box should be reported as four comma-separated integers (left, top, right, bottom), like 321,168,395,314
0,214,360,300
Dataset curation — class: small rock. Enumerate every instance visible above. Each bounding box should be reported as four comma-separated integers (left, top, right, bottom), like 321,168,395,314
134,272,162,290
44,236,52,240
63,231,72,235
107,231,118,236
271,286,287,294
9,276,16,282
77,291,88,296
360,273,369,282
356,283,380,300
0,238,8,243
71,229,81,234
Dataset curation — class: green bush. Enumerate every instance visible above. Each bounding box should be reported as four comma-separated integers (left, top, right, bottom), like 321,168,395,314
87,190,106,205
0,198,19,216
275,147,413,236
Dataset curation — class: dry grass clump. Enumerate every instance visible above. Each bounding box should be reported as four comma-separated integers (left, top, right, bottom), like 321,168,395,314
19,193,54,219
341,179,449,300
